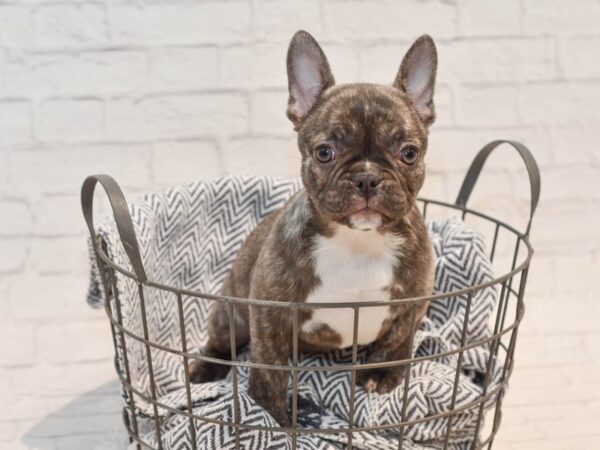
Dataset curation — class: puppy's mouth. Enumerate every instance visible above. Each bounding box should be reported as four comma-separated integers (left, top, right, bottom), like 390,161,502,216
347,206,384,231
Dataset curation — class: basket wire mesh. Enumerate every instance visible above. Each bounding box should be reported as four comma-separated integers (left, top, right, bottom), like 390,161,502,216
82,140,540,450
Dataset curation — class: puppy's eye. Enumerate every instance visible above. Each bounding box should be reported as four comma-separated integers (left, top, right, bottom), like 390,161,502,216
399,146,419,165
314,145,335,163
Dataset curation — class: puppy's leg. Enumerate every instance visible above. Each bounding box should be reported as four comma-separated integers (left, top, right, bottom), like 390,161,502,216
356,334,410,394
356,303,427,394
189,302,250,383
248,305,292,427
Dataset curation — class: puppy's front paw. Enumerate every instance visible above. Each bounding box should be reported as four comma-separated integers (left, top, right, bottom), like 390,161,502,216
356,367,405,394
272,408,291,428
188,359,230,384
249,391,290,427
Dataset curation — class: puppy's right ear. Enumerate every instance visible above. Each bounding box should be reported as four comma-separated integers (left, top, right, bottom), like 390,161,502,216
287,30,334,128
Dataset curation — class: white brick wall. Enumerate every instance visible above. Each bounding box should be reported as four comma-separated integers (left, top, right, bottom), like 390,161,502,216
1,1,599,449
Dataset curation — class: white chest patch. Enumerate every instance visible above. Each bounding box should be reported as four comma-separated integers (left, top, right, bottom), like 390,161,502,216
302,226,404,348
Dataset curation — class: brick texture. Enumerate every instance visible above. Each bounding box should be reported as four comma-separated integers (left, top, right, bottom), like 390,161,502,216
1,1,599,449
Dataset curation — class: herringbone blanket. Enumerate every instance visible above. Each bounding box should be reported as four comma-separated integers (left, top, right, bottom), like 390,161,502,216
87,176,503,450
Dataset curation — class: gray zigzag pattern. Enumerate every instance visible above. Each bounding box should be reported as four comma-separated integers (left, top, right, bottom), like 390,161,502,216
87,176,502,450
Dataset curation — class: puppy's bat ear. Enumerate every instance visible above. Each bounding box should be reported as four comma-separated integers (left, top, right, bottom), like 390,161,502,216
394,35,437,127
287,30,335,128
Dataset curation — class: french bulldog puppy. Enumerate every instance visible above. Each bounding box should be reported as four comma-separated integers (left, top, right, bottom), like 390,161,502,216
190,30,436,427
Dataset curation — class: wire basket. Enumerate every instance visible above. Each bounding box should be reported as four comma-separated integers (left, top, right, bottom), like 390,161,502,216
82,140,540,450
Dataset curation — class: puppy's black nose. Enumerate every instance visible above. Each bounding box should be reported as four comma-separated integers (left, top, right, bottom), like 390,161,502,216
353,173,381,199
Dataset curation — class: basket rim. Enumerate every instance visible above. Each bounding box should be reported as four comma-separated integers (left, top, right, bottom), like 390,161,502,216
95,196,533,309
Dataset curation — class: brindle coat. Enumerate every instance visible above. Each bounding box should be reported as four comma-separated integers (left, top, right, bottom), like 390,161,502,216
189,30,438,427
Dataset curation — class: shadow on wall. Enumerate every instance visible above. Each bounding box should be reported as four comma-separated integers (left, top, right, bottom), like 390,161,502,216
22,380,129,450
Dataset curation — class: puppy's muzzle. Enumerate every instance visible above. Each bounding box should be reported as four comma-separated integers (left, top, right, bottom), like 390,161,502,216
353,173,382,199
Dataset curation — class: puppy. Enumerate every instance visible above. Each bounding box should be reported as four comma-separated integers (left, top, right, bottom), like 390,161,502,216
190,30,436,427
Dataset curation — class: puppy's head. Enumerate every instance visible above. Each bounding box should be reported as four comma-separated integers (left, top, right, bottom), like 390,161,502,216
287,31,437,231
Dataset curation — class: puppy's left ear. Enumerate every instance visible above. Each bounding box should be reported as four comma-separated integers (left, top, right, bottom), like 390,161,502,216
287,30,335,128
394,35,437,127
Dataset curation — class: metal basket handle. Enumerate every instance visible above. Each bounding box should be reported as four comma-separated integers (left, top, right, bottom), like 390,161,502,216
455,140,541,237
81,174,148,283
